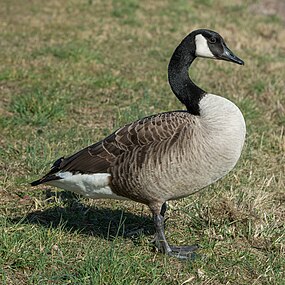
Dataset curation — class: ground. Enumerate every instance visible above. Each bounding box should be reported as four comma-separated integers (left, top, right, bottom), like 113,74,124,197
0,0,284,284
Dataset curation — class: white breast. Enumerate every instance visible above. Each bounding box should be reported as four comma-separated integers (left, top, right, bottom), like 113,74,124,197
47,172,128,200
199,93,246,174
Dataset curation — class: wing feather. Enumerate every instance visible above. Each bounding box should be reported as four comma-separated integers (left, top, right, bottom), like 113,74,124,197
42,111,192,178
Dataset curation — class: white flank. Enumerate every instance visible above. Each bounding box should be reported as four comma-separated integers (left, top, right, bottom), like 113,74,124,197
195,34,215,58
47,172,128,200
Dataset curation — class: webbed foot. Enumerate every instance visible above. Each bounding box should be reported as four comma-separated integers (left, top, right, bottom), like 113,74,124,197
168,245,199,260
152,209,199,260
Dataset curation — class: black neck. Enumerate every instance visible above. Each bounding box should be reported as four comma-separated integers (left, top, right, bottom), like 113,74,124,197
168,35,206,115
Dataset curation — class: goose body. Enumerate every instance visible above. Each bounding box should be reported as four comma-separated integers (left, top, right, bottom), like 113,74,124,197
31,29,246,259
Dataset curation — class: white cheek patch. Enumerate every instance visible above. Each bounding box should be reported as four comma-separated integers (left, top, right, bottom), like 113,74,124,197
195,34,215,58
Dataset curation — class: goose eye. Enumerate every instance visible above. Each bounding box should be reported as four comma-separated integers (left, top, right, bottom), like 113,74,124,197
209,37,216,44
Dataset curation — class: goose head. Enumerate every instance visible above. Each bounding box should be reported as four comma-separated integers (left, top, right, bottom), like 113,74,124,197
194,29,244,65
168,29,244,114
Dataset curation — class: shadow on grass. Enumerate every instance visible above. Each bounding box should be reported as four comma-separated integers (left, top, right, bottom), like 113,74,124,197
10,190,154,243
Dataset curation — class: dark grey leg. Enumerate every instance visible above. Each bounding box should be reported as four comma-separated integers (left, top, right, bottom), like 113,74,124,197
160,202,167,217
153,213,172,254
153,209,199,260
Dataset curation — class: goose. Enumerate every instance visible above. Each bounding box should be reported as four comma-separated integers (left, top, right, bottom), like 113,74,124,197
31,29,246,259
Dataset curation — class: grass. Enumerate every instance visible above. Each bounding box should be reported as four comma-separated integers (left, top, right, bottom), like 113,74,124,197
0,0,285,284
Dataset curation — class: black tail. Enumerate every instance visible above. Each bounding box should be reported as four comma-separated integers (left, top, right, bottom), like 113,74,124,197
30,156,64,186
30,174,61,186
31,179,43,186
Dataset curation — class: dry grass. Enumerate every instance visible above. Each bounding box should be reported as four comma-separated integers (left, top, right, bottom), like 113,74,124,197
0,0,284,284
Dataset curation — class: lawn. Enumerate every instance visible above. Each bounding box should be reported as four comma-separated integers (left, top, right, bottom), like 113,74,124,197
0,0,284,284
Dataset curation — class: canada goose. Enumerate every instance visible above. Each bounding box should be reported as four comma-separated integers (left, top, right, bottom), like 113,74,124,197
31,29,245,259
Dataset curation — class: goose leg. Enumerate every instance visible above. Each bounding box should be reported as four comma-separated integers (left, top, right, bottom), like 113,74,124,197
160,202,167,217
153,204,199,260
153,213,172,254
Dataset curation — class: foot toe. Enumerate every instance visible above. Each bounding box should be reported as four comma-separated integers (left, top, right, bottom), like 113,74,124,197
168,244,199,260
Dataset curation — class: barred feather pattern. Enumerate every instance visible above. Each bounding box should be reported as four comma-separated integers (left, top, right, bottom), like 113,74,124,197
40,94,245,208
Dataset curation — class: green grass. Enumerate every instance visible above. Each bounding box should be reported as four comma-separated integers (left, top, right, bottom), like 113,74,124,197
8,89,67,126
1,0,285,284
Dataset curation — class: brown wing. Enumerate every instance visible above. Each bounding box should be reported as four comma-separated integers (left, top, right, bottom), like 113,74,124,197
37,111,192,182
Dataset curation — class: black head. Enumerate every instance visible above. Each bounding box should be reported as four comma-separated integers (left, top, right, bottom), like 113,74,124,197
193,29,244,65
